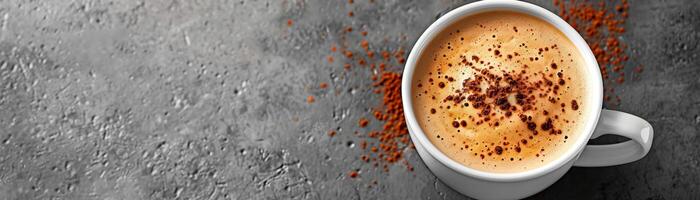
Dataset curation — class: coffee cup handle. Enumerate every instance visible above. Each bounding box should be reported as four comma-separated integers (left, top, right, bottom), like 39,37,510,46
573,109,653,167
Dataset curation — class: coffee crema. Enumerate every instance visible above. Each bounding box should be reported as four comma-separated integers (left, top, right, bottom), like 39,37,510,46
412,11,587,173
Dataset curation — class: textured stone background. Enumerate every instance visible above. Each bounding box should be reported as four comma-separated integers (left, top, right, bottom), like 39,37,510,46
0,0,698,199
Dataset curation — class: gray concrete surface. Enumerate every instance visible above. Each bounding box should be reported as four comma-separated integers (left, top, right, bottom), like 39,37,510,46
0,0,698,199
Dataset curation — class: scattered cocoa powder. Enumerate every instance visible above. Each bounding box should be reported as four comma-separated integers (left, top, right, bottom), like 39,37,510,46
324,29,413,173
367,71,411,167
349,170,359,178
358,118,369,128
311,0,415,178
443,54,568,134
554,0,639,104
494,146,503,155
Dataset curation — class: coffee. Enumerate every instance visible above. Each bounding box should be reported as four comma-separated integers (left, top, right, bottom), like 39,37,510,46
412,11,588,173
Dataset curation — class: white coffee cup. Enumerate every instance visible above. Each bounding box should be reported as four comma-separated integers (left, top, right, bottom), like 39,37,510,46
401,1,654,199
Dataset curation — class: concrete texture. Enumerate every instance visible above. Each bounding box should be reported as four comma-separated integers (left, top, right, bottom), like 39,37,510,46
0,0,698,199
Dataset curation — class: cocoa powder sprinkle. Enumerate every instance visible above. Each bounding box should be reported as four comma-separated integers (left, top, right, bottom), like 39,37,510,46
349,170,359,178
571,100,579,110
494,146,503,155
555,0,637,104
359,118,369,128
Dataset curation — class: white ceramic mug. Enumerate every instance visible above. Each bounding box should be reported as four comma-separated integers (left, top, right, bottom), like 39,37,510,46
401,1,654,199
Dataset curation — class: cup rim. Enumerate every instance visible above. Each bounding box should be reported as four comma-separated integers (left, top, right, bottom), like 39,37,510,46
402,0,604,182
